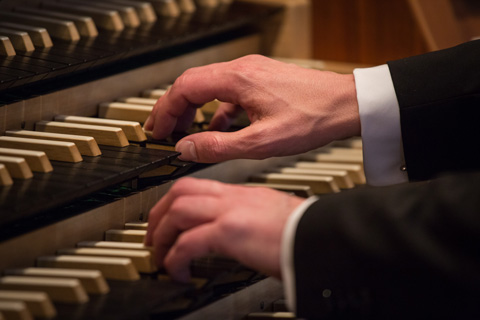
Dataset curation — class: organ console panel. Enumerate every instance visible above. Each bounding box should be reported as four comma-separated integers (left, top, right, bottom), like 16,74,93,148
0,0,368,319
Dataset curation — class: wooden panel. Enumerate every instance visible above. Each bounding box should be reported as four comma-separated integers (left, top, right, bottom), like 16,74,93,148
312,0,429,65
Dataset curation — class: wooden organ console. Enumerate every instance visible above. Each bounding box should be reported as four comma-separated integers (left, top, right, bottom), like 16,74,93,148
0,0,368,319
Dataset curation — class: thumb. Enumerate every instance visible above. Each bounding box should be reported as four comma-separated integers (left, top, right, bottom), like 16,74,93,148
174,126,266,163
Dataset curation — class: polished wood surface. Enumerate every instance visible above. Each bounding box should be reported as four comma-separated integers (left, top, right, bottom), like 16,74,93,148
409,0,480,50
312,0,429,65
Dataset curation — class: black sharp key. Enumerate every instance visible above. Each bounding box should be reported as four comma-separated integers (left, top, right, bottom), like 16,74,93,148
0,72,17,90
0,67,36,86
53,277,194,320
21,47,84,66
0,145,178,224
9,55,73,78
5,55,65,71
0,57,49,82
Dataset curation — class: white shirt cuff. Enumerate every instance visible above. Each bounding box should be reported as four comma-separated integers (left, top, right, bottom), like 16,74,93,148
281,195,319,313
353,64,408,186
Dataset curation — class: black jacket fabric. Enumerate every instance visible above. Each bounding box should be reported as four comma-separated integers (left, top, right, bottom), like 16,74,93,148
389,39,480,181
294,40,480,319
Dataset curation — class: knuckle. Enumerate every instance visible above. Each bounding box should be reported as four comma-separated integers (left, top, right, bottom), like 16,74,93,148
217,214,248,239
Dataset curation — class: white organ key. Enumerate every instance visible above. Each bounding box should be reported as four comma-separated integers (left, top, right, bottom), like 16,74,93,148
0,28,35,52
294,161,366,184
36,256,140,281
141,88,167,99
4,268,109,295
270,167,354,189
0,136,83,163
54,115,147,142
0,148,53,173
98,102,152,123
117,97,157,105
243,182,314,198
41,1,125,32
0,12,80,42
250,173,340,194
0,290,56,318
124,222,148,230
0,23,53,48
0,301,32,320
105,229,147,243
16,7,99,38
56,248,156,273
0,276,88,304
0,36,16,57
6,130,102,157
35,121,129,147
0,156,33,180
0,164,13,186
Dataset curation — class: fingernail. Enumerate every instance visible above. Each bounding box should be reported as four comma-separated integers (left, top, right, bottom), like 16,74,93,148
143,115,152,130
176,140,198,162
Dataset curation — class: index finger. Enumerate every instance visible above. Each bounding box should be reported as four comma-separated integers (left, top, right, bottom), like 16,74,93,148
145,60,246,139
145,178,227,245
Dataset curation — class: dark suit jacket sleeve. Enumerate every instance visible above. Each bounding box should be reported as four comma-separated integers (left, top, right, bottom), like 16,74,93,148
387,39,480,181
293,41,480,319
294,173,480,319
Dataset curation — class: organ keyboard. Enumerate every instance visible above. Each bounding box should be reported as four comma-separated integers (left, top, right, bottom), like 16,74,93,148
0,0,368,319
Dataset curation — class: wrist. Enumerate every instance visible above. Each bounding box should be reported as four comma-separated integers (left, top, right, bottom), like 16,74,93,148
317,72,361,142
335,73,362,139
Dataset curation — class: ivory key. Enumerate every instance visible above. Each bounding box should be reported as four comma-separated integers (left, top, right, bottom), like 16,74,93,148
105,229,147,243
4,268,109,295
249,173,340,194
271,167,354,189
0,301,32,320
0,28,35,52
177,0,196,13
57,248,156,273
0,156,33,179
0,36,16,57
54,115,147,142
36,256,140,281
0,164,13,186
17,7,98,38
117,97,157,105
0,136,82,162
147,0,180,17
124,222,148,230
0,290,56,318
41,2,124,32
0,148,52,173
300,152,363,166
294,161,366,184
0,12,80,42
0,276,88,304
0,23,53,48
98,102,152,123
100,0,157,23
35,121,129,147
141,88,167,99
6,130,101,157
79,1,141,28
243,183,314,198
